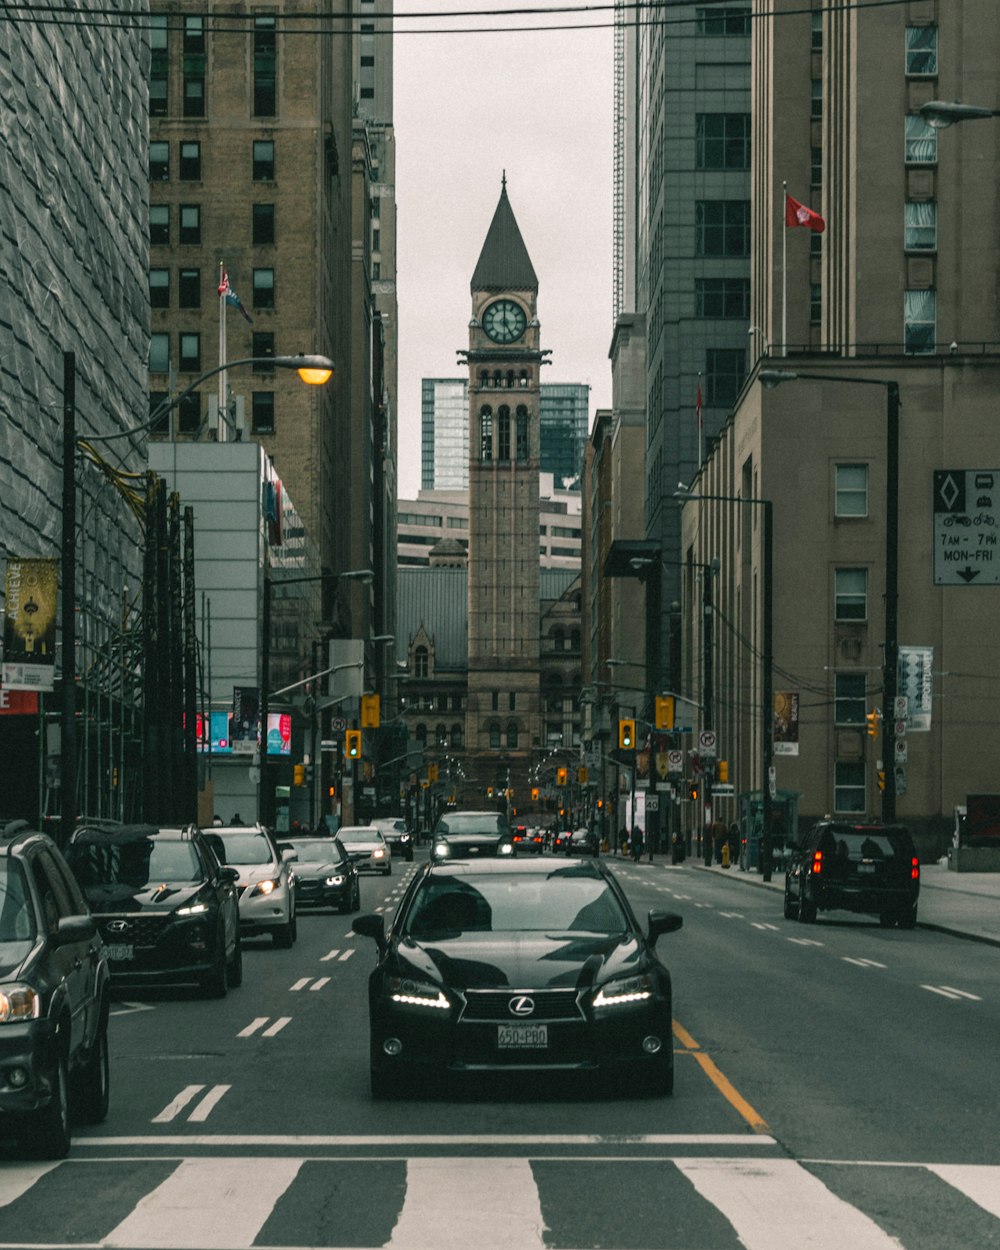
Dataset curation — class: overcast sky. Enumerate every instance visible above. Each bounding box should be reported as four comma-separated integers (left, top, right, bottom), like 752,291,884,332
392,4,615,499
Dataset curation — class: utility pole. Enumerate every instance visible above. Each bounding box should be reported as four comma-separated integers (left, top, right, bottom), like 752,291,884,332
702,566,714,867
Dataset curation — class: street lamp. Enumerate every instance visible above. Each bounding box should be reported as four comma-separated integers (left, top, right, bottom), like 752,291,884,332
759,368,900,824
919,100,1000,129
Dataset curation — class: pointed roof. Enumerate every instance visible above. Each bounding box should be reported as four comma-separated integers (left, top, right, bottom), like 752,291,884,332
471,176,538,293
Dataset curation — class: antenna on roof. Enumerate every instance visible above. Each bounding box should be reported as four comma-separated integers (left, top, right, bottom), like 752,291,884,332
501,169,507,191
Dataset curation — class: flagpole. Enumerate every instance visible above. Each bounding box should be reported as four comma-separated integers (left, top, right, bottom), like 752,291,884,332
696,372,703,472
218,261,228,442
781,181,787,359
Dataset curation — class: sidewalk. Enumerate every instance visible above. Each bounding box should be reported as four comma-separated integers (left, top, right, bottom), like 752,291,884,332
677,855,1000,947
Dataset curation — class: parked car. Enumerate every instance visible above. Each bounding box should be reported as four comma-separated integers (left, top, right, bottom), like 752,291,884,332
352,856,682,1098
567,828,600,858
276,836,360,913
430,810,514,862
783,820,920,928
511,825,545,854
203,824,297,948
65,822,242,997
370,817,414,862
0,821,111,1159
337,826,392,875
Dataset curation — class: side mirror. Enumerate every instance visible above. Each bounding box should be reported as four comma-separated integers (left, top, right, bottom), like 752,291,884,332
56,914,97,946
647,910,683,945
221,866,240,884
352,913,386,951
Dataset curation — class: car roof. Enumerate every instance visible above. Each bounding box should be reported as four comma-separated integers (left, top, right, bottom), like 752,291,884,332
338,825,382,836
211,825,271,836
71,823,195,843
0,823,59,857
427,856,606,878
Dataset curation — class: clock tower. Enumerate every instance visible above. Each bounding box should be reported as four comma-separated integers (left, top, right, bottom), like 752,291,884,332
462,178,544,800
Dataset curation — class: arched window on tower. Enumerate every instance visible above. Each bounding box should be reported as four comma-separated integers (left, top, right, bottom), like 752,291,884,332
479,370,488,389
506,370,515,389
492,369,502,388
414,646,429,678
488,722,501,749
497,406,511,461
436,723,447,746
516,406,529,459
519,370,528,388
480,406,493,461
415,723,427,745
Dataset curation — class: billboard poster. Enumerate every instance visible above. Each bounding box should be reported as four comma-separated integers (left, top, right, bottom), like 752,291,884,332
0,689,39,715
3,558,58,692
635,750,650,789
231,686,259,753
898,646,933,731
773,691,800,756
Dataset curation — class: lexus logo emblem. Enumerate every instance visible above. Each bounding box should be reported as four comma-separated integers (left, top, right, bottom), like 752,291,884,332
508,996,535,1017
107,920,130,934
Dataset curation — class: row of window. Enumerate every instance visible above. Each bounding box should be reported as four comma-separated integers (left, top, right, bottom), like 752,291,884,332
480,405,530,462
478,369,531,389
149,330,277,374
149,388,275,436
150,203,276,248
414,723,464,749
149,13,276,119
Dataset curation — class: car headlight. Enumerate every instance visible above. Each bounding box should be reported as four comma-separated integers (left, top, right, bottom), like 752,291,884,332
592,972,656,1009
176,896,211,916
498,841,514,856
325,874,347,886
400,833,411,843
433,842,450,858
249,878,280,898
388,976,450,1010
0,984,40,1024
372,849,385,859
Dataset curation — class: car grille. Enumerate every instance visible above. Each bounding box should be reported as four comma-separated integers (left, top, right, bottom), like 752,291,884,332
460,989,583,1022
98,915,172,946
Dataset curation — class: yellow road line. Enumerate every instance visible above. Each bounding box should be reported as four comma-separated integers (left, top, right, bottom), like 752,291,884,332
673,1020,770,1134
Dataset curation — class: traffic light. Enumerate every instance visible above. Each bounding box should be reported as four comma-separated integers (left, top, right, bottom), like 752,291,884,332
877,769,886,791
531,787,539,801
345,729,362,759
618,718,635,750
293,763,306,787
360,693,381,728
577,766,589,784
689,783,699,801
427,763,439,783
655,695,675,731
556,767,568,786
596,798,604,810
866,710,880,738
717,760,728,783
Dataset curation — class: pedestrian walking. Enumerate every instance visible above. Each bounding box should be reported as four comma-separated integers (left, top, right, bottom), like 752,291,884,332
631,825,643,863
618,825,629,857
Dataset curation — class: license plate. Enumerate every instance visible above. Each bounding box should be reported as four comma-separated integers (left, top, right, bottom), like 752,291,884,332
858,864,876,874
497,1023,548,1049
106,943,135,961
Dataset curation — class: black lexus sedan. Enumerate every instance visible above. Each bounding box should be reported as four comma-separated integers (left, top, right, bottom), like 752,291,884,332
65,823,242,997
352,857,682,1099
277,836,360,913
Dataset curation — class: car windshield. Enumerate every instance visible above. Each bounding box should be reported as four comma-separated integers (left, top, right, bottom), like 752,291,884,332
404,869,628,937
282,839,345,864
209,832,274,866
0,860,36,942
435,814,504,835
66,839,202,888
338,829,380,844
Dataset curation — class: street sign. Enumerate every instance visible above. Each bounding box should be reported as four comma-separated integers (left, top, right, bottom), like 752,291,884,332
667,749,683,774
698,730,717,758
894,720,907,738
645,795,659,811
712,783,735,797
933,469,1000,585
331,717,347,732
893,696,909,719
894,738,908,762
895,766,907,797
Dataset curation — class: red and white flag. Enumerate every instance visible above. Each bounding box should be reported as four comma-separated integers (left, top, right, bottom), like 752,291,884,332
785,194,825,233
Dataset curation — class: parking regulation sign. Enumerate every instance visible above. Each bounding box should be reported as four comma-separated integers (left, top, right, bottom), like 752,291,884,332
698,730,717,758
933,469,1000,585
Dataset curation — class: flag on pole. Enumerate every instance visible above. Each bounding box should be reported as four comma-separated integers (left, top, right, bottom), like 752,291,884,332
217,268,254,323
784,193,825,233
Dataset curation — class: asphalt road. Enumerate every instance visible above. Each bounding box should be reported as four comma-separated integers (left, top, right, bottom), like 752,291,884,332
1,853,998,1249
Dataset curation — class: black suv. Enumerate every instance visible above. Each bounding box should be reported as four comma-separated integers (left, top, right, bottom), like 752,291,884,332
0,821,111,1159
65,823,242,996
783,820,920,928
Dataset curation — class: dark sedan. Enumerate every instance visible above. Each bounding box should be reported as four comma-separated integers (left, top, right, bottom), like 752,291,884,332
566,828,600,858
278,836,360,913
430,811,515,862
511,826,545,854
352,857,682,1099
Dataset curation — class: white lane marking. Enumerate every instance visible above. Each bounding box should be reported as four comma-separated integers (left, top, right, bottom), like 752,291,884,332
262,1017,292,1037
320,949,341,961
719,911,745,919
237,1017,269,1038
921,984,982,1001
387,1158,544,1249
110,1001,155,1017
151,1085,205,1123
0,1163,59,1207
339,949,355,961
290,978,312,992
787,937,824,946
673,894,692,900
309,977,331,992
842,957,888,969
102,1157,304,1248
928,1165,1000,1219
674,1157,901,1250
694,903,714,910
751,922,779,931
187,1085,231,1123
78,1132,778,1148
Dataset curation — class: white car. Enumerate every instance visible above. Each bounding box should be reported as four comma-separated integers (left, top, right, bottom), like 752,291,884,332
204,824,297,947
337,826,392,875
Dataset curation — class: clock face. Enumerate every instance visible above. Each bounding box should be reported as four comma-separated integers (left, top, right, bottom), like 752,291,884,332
482,299,527,344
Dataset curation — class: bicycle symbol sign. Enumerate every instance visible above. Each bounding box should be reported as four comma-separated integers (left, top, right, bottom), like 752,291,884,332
933,469,1000,586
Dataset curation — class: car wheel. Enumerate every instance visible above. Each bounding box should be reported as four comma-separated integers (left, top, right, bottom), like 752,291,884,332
406,851,414,862
74,1015,110,1126
272,917,294,949
202,931,229,997
898,902,918,930
797,889,817,924
227,935,244,988
783,882,797,921
26,1051,71,1160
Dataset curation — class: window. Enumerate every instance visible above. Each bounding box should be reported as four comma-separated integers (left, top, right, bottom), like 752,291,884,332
251,392,275,434
253,268,275,309
810,283,821,324
253,203,275,245
359,87,374,100
254,15,277,116
695,114,750,169
497,405,511,461
696,5,749,35
179,141,201,180
252,331,275,371
491,691,500,712
834,673,867,725
810,230,823,258
506,723,518,749
451,723,463,748
149,269,169,308
904,289,936,354
516,406,529,459
149,390,169,435
360,54,375,67
178,392,200,433
904,201,936,251
253,140,275,180
834,761,866,813
414,646,429,678
149,332,169,373
811,79,822,121
489,723,501,749
704,348,745,407
178,268,200,309
810,146,822,189
179,204,200,244
695,277,749,318
835,464,868,517
149,14,168,117
179,333,201,372
149,141,169,180
811,10,822,50
905,25,937,75
695,201,750,256
480,406,492,461
508,692,516,711
834,568,868,621
182,16,205,117
149,204,169,245
905,115,936,164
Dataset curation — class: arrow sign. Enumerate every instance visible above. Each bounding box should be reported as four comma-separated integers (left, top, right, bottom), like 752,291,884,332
957,567,981,583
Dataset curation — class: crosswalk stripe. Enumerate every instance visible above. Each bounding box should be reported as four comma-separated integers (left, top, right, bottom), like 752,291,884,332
238,1018,269,1038
928,1164,1000,1219
0,1163,58,1208
262,1016,292,1037
102,1158,304,1248
674,1157,902,1250
339,949,355,961
310,977,331,991
320,949,341,961
386,1158,544,1249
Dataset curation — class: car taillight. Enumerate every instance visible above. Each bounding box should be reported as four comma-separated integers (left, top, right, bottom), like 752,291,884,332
811,850,823,875
911,856,920,881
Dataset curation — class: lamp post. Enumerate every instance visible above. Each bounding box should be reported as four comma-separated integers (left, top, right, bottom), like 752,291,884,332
760,368,900,823
675,490,773,876
919,100,1000,128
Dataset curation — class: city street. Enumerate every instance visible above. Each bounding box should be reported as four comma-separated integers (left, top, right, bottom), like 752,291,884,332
1,854,998,1249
